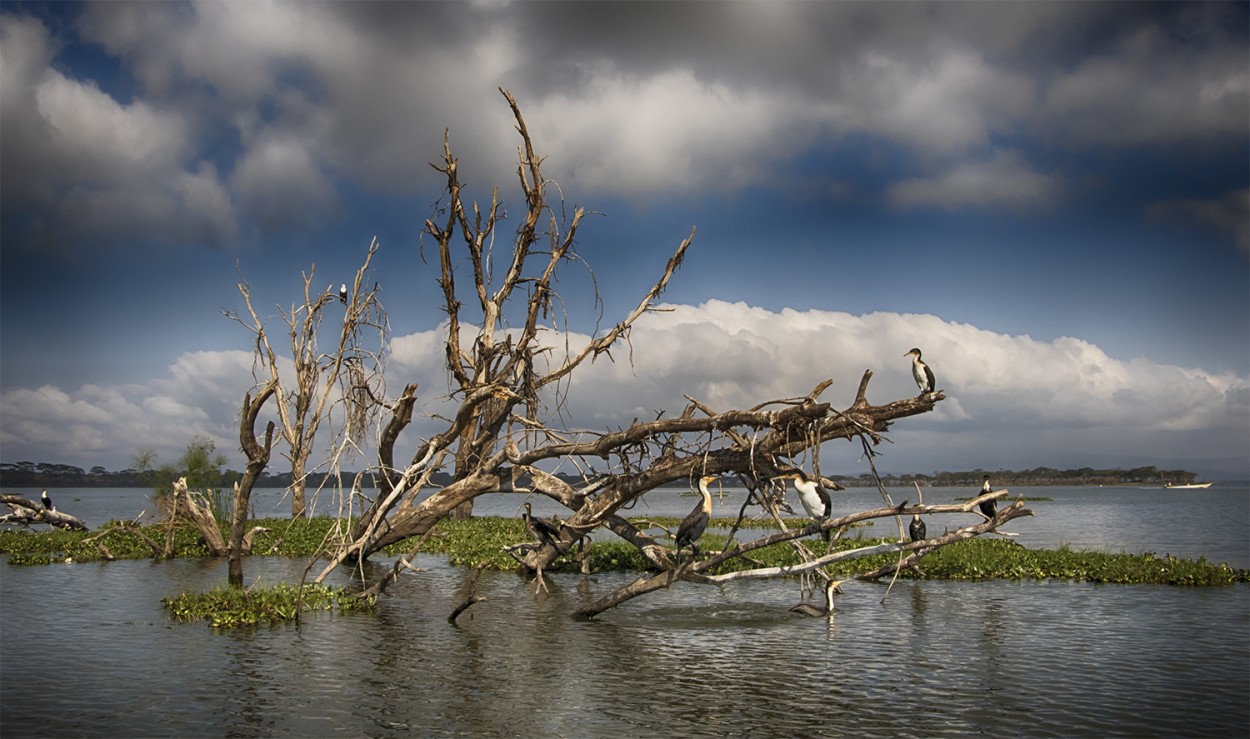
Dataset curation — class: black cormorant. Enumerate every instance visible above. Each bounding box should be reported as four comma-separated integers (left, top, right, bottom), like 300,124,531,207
789,578,844,617
905,347,936,395
523,502,563,549
675,475,716,559
978,475,997,520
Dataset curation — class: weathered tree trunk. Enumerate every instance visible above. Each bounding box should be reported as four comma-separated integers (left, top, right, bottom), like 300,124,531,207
0,495,88,530
171,478,228,555
228,383,277,587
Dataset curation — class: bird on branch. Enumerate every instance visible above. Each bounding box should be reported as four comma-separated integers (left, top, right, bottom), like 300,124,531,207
41,489,54,512
339,283,348,304
909,511,926,542
905,347,936,396
773,469,833,542
522,501,564,550
978,475,997,520
789,578,844,618
522,501,565,594
675,475,717,561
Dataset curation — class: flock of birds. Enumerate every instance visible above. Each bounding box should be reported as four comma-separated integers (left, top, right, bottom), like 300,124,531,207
515,347,987,613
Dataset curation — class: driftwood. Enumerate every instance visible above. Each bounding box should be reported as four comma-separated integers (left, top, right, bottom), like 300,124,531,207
0,494,88,530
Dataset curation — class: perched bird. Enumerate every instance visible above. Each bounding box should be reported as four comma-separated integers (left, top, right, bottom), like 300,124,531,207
789,578,844,617
338,283,348,304
775,469,832,542
909,511,926,542
905,347,936,396
978,475,997,520
522,502,563,550
41,490,54,511
675,475,717,560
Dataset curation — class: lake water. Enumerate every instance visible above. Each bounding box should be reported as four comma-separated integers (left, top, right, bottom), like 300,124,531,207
2,484,1248,737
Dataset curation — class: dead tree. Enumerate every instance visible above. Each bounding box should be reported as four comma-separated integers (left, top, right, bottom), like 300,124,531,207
310,89,990,612
0,495,88,531
228,381,277,587
226,239,387,517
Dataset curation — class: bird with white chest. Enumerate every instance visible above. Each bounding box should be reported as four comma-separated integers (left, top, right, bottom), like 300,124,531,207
904,347,936,396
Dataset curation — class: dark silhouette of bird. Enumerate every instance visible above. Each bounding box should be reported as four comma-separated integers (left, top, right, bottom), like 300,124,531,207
675,475,716,560
905,347,936,395
41,490,54,511
339,283,348,304
789,578,844,617
909,511,926,542
775,469,832,542
523,502,563,550
978,475,997,520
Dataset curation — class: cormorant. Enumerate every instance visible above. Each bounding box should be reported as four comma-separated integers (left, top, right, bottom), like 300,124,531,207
675,475,716,559
522,502,563,549
789,578,844,617
905,347,936,395
339,283,348,304
41,489,54,511
978,475,996,520
775,469,832,542
909,511,926,542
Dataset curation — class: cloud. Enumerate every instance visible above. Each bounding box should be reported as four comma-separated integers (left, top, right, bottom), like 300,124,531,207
1148,188,1250,255
888,150,1060,211
0,13,237,254
2,301,1244,475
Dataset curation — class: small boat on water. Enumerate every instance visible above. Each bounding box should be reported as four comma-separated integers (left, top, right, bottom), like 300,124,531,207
1165,482,1213,489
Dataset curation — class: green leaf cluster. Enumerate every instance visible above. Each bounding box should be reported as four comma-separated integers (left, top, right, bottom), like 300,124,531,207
162,583,374,628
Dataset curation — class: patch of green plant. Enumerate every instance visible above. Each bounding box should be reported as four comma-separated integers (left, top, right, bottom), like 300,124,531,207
898,538,1249,586
163,582,374,628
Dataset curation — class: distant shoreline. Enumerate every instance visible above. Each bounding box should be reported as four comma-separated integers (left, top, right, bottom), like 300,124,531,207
1,461,1211,491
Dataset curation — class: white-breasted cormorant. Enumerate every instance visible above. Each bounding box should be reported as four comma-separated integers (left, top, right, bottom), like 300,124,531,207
775,469,832,542
905,347,936,395
675,475,716,559
339,283,348,304
41,489,54,511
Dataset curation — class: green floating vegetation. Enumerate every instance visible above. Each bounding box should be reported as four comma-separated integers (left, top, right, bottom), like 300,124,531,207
163,582,374,628
3,516,1246,586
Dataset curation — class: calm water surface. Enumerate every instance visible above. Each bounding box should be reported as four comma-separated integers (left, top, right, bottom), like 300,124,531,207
2,485,1248,737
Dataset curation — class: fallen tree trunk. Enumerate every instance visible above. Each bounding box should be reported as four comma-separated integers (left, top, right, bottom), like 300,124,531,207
0,494,88,531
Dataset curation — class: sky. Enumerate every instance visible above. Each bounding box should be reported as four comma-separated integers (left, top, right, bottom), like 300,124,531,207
1,1,1247,481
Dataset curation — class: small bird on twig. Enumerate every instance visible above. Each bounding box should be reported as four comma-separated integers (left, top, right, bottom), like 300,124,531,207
905,347,936,396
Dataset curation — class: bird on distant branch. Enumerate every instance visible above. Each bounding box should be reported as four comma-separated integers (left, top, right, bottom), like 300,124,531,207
522,501,565,593
339,283,348,304
41,489,54,512
905,347,936,396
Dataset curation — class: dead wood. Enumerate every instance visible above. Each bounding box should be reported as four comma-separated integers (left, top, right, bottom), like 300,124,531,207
0,495,88,530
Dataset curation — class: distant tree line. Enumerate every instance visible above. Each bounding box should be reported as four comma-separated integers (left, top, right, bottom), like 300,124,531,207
0,460,451,490
2,461,1198,489
831,466,1199,488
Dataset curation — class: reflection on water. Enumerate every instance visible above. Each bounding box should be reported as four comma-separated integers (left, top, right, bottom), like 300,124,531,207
2,555,1247,738
2,485,1249,736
